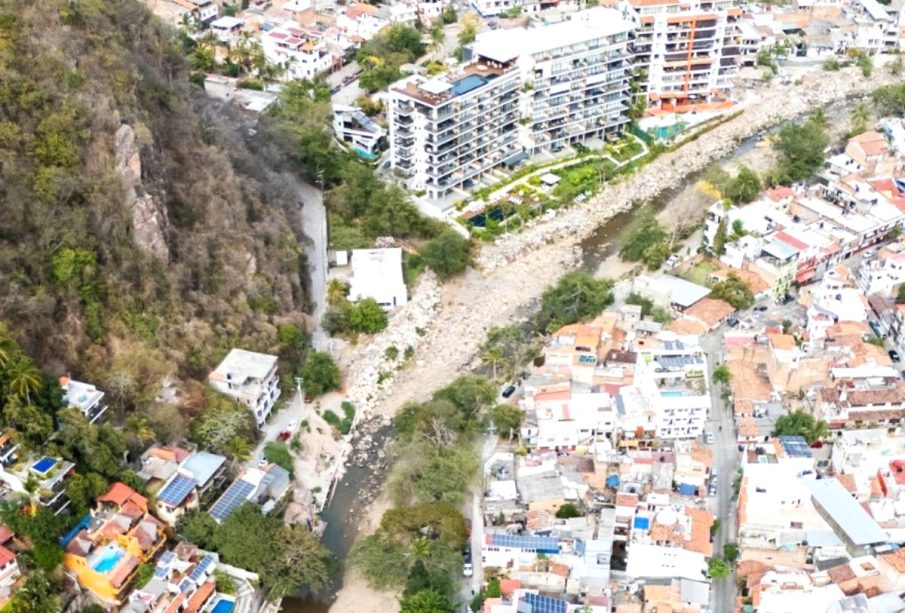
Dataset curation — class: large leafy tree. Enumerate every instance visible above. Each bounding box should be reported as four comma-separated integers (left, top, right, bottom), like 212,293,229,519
771,115,829,185
419,230,471,281
300,351,342,397
215,504,333,600
725,166,762,204
536,271,614,332
480,325,532,381
190,392,257,457
709,273,755,310
400,588,454,613
773,410,828,444
7,568,61,612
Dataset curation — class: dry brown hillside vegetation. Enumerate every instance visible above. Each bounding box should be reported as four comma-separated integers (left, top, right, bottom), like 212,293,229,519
0,0,312,394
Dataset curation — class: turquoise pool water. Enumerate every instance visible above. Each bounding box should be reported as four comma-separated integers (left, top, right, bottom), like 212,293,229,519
91,544,124,573
660,390,689,397
211,599,235,613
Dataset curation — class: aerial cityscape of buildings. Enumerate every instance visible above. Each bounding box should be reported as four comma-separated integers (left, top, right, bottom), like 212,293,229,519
9,0,905,611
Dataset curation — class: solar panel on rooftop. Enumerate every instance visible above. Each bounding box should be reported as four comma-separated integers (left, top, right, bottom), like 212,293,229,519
188,555,214,582
210,479,255,521
522,592,567,613
158,474,196,507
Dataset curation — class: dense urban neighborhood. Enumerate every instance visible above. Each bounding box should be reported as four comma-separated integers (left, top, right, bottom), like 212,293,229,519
5,0,905,612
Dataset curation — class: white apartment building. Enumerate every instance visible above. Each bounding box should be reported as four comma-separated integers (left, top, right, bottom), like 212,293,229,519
859,251,905,297
635,335,711,439
387,8,634,200
60,377,109,424
621,0,741,110
262,23,334,82
332,105,386,157
208,349,281,425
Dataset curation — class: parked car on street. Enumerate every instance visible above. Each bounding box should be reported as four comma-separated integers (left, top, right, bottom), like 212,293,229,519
754,305,768,312
501,385,517,399
890,349,901,362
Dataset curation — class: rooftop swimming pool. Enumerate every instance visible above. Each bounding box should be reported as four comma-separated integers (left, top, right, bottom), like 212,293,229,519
90,543,125,574
660,390,690,397
31,456,56,475
451,73,497,96
211,598,236,613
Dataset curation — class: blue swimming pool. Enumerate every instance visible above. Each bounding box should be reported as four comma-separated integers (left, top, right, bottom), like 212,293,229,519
451,74,489,96
660,390,689,397
31,456,56,475
90,544,125,573
211,599,235,613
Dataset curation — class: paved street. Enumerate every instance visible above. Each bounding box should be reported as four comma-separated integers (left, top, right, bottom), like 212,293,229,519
298,180,328,351
461,435,498,610
702,326,740,613
244,389,307,470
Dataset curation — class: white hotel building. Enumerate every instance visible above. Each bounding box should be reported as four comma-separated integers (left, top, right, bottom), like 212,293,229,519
387,8,634,201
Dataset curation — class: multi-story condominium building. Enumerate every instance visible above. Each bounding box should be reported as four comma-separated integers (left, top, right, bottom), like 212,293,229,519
621,0,741,111
388,8,633,200
208,349,281,425
634,336,711,439
262,22,334,81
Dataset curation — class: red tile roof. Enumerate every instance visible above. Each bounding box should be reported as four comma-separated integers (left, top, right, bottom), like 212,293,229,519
0,545,15,568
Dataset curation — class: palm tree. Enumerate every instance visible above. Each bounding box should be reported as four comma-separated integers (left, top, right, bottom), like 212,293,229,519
326,279,349,306
850,103,870,136
807,419,829,445
23,475,40,515
810,108,829,132
410,537,431,559
480,344,506,381
6,354,42,405
225,437,252,462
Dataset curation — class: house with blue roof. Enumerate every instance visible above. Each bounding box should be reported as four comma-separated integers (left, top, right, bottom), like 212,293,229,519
154,451,227,526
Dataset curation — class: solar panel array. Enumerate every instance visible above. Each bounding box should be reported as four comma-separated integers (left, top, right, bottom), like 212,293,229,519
491,533,560,553
158,474,196,507
178,578,193,594
188,555,215,583
210,479,255,521
153,551,176,579
779,435,812,458
521,592,567,613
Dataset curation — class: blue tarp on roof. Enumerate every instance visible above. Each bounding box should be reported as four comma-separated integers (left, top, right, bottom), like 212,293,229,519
60,514,91,547
633,516,650,530
678,483,697,496
606,474,620,488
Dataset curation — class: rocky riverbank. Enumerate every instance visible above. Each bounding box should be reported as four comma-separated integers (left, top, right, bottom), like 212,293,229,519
476,65,895,271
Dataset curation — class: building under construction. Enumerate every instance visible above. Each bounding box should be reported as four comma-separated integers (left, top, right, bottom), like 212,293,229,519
621,0,742,113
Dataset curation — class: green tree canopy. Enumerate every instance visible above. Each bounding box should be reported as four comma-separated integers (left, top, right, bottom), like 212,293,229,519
771,116,829,185
773,410,828,444
709,273,755,310
419,229,471,280
725,166,762,204
896,283,905,304
214,503,334,600
480,325,533,382
536,271,614,333
707,557,731,579
400,588,454,613
190,392,257,457
300,351,342,397
620,215,667,262
712,364,732,386
263,441,294,475
555,502,582,519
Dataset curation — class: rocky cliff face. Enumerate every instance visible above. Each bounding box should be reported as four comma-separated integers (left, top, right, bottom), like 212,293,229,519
115,124,169,262
0,0,310,379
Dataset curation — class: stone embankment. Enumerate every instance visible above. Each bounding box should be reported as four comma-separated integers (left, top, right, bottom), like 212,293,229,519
477,67,895,271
